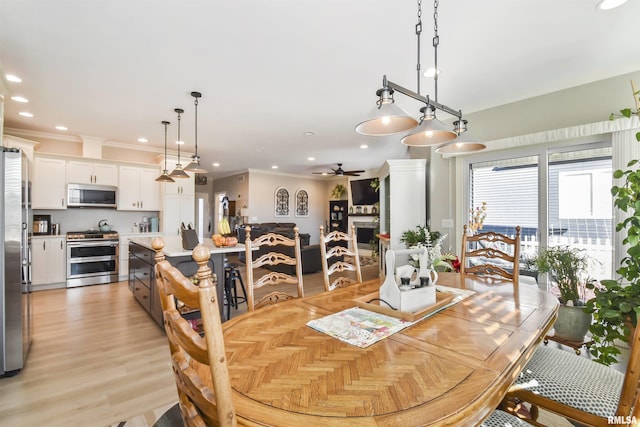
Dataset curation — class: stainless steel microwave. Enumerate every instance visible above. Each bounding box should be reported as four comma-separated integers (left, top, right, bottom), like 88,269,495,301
67,183,117,208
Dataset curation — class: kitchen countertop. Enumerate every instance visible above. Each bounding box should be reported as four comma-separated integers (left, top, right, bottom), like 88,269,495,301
128,235,247,258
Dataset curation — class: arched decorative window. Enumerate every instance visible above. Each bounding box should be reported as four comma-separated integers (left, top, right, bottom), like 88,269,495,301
295,189,309,217
275,187,290,217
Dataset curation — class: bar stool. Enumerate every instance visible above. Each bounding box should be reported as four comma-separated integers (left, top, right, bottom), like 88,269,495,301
224,262,247,320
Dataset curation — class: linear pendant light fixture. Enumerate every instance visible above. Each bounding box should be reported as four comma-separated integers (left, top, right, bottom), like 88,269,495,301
156,120,175,182
184,91,208,173
169,108,190,179
356,0,484,154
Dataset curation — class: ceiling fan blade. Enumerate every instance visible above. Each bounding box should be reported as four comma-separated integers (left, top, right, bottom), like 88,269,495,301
344,172,361,176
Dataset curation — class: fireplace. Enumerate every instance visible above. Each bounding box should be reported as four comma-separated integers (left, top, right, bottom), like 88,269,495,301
353,221,377,249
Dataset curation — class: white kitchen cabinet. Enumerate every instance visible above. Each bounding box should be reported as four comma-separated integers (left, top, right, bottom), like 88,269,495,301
32,157,67,209
31,237,66,289
66,161,118,186
162,192,195,236
161,173,195,235
160,175,196,236
164,174,195,196
117,166,161,211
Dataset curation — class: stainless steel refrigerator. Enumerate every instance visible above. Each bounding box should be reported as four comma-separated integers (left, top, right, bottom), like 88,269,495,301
0,147,32,377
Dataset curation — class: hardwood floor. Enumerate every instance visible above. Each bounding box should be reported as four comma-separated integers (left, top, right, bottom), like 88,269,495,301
0,261,379,427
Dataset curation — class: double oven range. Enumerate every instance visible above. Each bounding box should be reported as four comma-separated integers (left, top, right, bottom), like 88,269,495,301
66,230,119,288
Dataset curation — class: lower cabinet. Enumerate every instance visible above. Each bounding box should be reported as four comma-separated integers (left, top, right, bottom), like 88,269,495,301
129,242,162,327
31,236,66,289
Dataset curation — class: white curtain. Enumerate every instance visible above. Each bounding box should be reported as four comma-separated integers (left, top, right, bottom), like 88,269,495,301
612,124,640,278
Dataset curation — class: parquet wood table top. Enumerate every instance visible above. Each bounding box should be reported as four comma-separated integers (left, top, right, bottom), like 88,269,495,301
218,272,558,426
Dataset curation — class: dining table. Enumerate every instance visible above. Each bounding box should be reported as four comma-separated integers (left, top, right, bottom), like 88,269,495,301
220,272,559,426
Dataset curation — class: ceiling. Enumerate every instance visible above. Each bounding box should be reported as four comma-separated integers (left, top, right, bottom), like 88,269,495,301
1,0,639,179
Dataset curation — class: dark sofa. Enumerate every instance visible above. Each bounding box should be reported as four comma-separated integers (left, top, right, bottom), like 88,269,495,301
237,223,321,275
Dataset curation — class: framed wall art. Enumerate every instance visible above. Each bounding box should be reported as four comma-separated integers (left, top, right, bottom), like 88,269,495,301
275,187,290,217
295,189,309,217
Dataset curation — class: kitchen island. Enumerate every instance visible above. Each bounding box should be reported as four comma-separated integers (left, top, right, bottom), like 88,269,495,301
128,236,247,327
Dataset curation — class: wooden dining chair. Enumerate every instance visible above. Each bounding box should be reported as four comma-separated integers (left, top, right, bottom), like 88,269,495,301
460,224,521,289
243,225,304,310
153,238,237,427
503,322,640,426
319,225,362,292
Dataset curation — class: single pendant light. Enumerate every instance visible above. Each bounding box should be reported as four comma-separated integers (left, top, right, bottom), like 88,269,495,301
355,76,418,136
169,108,190,179
155,120,175,182
435,119,486,154
400,105,457,146
184,91,208,173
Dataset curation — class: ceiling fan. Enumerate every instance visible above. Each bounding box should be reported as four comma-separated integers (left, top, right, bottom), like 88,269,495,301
313,163,365,177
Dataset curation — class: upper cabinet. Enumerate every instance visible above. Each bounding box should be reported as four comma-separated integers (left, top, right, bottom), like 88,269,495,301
164,175,195,196
161,174,195,235
117,165,161,211
32,157,67,209
66,160,118,186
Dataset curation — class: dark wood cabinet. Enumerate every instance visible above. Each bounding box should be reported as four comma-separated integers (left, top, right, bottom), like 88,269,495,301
329,200,348,233
129,242,162,327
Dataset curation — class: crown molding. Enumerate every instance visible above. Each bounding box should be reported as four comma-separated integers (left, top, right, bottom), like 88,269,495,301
4,127,81,142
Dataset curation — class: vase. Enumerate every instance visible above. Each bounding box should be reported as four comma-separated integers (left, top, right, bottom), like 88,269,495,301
553,304,592,342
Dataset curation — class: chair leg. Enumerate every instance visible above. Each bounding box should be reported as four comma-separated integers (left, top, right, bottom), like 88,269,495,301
231,268,247,309
224,267,233,321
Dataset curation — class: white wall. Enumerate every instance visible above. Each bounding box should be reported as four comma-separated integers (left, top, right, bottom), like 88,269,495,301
246,170,330,244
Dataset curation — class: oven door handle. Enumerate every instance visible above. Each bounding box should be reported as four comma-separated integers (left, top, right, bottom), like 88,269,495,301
67,241,119,248
68,255,118,263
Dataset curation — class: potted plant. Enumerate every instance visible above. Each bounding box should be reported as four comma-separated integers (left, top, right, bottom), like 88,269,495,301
583,81,640,366
330,184,346,200
400,225,456,271
534,246,595,342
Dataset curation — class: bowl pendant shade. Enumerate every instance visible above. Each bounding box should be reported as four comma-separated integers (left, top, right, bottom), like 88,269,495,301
156,170,175,182
400,116,457,146
435,139,487,154
169,164,190,178
184,156,208,173
435,123,486,154
355,102,418,136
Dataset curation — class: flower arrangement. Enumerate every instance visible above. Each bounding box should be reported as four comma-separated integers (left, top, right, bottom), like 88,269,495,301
400,225,456,271
468,201,487,234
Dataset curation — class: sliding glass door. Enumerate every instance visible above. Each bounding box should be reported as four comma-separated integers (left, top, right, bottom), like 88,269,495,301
466,141,613,281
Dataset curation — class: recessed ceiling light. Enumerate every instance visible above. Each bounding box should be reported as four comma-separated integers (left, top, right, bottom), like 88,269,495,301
360,144,368,149
304,131,314,136
6,74,22,83
596,0,628,9
176,140,184,145
19,111,33,118
272,165,278,169
137,137,148,143
212,162,220,167
11,96,28,103
308,157,315,161
55,125,67,131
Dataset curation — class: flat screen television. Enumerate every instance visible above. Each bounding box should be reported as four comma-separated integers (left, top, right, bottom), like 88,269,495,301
350,178,379,205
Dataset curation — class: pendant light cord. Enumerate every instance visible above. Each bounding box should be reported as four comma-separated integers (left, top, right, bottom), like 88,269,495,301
194,97,198,156
163,121,169,169
176,109,182,163
433,0,439,102
416,0,422,96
